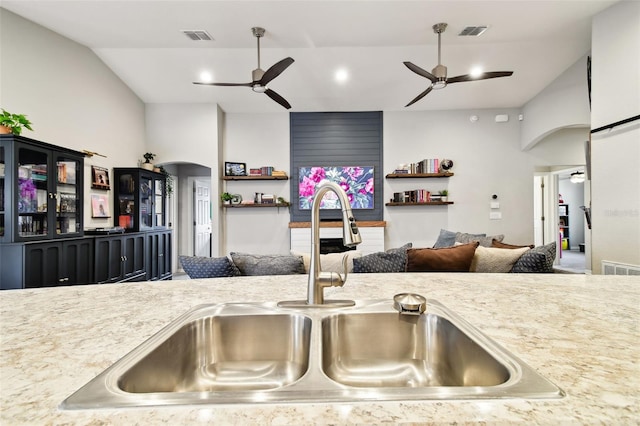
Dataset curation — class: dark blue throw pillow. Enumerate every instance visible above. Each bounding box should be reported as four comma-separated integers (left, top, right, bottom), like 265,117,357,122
353,243,412,273
511,242,556,273
179,255,240,279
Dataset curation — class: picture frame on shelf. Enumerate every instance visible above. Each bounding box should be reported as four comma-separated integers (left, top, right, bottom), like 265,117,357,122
224,162,247,176
91,194,110,218
91,166,110,190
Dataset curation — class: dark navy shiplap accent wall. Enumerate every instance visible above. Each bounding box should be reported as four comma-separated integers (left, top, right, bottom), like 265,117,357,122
290,111,383,222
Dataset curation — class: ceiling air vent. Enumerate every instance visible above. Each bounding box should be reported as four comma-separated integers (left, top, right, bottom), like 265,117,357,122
182,30,213,41
459,26,488,37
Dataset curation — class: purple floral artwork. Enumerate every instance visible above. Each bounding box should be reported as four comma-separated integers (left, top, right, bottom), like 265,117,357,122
299,166,374,210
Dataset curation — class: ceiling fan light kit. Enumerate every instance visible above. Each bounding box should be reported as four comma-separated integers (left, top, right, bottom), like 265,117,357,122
193,27,294,109
403,22,514,107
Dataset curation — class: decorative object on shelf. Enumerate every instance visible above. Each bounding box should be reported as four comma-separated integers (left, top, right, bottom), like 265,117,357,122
277,196,289,206
220,192,234,204
142,153,155,171
0,109,33,135
224,162,247,176
91,194,110,218
231,194,243,204
440,159,454,171
439,189,449,202
91,166,110,190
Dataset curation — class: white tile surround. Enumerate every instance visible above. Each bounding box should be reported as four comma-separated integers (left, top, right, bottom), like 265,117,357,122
1,273,638,424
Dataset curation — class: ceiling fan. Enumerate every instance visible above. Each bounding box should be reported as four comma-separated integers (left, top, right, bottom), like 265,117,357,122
193,27,294,109
403,23,513,107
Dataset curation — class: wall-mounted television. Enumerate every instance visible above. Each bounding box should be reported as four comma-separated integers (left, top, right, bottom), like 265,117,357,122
298,166,374,210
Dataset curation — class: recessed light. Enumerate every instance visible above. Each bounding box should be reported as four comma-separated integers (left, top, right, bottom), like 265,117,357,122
335,68,349,83
199,71,213,83
470,66,483,78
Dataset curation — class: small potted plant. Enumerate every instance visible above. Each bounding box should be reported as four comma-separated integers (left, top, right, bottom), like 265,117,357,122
439,189,449,202
0,109,33,135
157,165,174,196
220,192,234,205
142,153,155,170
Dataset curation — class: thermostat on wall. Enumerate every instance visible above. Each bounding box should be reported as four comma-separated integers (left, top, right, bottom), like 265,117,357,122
495,114,509,123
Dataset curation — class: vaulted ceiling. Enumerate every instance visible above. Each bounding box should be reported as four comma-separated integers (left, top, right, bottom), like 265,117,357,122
2,0,618,113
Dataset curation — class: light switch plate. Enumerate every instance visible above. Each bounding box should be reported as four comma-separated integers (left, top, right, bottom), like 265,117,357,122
490,212,502,220
490,201,500,209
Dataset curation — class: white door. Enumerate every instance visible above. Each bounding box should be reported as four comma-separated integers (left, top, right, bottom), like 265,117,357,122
194,179,212,257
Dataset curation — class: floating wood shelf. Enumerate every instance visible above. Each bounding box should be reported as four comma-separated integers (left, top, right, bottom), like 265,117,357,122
385,172,454,178
222,175,288,181
385,201,454,206
222,203,290,208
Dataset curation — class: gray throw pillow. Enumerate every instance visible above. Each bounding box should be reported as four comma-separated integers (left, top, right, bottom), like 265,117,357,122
433,229,458,248
511,242,556,273
230,252,306,276
179,255,240,279
455,232,503,247
353,243,413,273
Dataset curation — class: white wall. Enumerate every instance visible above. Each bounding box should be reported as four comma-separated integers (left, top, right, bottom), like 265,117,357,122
222,113,291,254
520,55,591,151
0,9,146,229
590,1,640,272
145,103,221,258
383,109,535,248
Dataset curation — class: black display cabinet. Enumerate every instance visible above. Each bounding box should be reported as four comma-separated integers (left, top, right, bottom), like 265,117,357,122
113,168,166,232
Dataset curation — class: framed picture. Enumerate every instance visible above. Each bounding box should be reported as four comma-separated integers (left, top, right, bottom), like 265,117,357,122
91,194,110,218
91,166,111,190
225,162,247,176
558,205,567,216
59,192,76,213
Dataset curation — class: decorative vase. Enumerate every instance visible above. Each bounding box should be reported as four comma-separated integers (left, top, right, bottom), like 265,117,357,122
153,167,161,172
141,162,154,171
441,196,448,202
0,125,12,134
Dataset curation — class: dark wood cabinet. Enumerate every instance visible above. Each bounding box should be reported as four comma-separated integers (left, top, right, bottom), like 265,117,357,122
0,237,94,289
113,168,166,232
24,238,94,288
146,230,172,281
0,135,84,243
94,233,146,284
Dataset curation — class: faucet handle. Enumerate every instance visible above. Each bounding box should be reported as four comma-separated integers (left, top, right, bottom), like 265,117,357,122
336,253,351,286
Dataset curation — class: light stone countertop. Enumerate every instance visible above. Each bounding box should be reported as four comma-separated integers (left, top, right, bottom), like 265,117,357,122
1,273,638,425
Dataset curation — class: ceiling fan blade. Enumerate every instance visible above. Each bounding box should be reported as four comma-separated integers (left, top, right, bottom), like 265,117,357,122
193,82,252,87
260,57,295,86
265,88,292,109
403,62,437,83
447,71,513,84
405,86,433,107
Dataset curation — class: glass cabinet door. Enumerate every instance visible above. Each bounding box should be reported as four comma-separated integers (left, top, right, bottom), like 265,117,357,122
140,175,152,230
0,145,5,238
17,145,49,238
153,176,165,227
117,173,135,230
55,154,81,236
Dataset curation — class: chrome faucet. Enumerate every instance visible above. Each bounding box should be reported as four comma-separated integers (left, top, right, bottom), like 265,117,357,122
307,181,362,305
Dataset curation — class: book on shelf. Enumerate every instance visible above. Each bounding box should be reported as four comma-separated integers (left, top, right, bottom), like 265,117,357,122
249,168,262,176
271,170,286,177
392,189,433,203
260,166,274,176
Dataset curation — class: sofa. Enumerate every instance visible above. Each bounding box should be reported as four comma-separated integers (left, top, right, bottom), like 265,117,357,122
179,229,556,279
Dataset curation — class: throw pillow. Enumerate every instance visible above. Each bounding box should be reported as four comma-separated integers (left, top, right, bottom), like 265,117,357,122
179,255,240,279
455,232,504,247
433,229,458,248
470,246,530,273
230,252,306,276
290,250,363,273
491,239,535,249
406,242,479,272
511,242,556,273
353,243,413,273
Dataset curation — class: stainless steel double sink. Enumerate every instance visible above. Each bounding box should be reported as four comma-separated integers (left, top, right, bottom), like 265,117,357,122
61,299,563,409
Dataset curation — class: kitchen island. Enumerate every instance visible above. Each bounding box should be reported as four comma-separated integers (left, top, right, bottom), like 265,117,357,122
1,273,638,424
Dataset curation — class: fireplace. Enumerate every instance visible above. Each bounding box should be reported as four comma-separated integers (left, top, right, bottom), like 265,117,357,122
320,238,357,254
